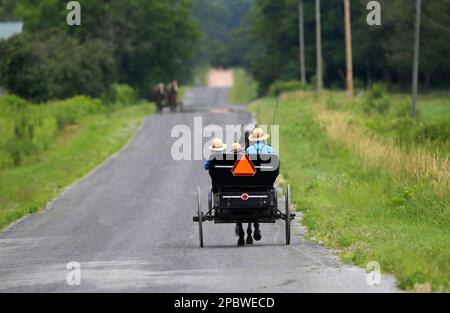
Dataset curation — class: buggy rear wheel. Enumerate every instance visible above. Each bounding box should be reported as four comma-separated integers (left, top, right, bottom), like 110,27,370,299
285,185,291,245
197,187,204,248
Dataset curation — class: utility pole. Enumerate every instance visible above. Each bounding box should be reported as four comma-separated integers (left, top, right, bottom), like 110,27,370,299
298,0,306,83
412,0,422,118
344,0,354,99
315,0,323,93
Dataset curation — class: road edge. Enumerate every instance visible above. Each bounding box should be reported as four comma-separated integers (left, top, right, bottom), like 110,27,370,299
0,115,151,236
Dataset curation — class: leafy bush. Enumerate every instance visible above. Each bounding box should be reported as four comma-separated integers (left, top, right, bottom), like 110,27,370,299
0,95,102,168
362,83,391,115
0,29,116,102
0,95,57,166
46,96,102,130
389,97,414,118
113,84,138,106
269,80,310,96
415,120,450,145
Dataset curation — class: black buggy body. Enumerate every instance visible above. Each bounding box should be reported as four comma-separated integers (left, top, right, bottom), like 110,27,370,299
193,153,294,247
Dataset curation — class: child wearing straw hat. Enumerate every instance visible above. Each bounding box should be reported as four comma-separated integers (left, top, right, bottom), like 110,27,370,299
204,138,227,170
246,128,273,154
230,142,244,153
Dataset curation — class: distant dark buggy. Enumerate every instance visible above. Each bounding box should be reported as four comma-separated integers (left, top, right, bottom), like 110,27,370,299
193,154,295,248
154,82,183,113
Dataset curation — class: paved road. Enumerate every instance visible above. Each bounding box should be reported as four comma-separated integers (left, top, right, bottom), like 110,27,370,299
0,87,399,292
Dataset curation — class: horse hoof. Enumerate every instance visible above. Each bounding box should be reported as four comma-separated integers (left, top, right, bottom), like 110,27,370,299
254,230,262,241
246,236,254,245
238,238,245,246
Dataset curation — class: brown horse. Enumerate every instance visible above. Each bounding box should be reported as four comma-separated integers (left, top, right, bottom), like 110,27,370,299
167,80,179,112
154,83,165,113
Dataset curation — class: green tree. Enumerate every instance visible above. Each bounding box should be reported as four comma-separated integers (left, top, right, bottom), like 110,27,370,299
192,0,254,66
237,0,450,93
14,0,200,94
381,0,450,89
0,0,18,21
0,29,116,102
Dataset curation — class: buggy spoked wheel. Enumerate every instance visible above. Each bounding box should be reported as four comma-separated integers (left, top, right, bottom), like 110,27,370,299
197,187,204,248
285,185,291,245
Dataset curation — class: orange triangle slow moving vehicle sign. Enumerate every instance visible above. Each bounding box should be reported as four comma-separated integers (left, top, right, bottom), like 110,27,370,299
232,155,256,177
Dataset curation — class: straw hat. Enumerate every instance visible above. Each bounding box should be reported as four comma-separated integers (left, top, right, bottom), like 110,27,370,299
249,128,270,142
209,138,227,152
231,142,244,152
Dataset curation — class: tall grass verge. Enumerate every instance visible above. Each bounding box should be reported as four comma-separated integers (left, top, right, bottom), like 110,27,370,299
316,109,449,194
250,90,450,291
0,104,152,231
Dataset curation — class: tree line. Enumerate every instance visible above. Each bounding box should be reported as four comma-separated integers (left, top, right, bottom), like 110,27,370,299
219,0,450,93
0,0,200,102
2,0,449,102
191,0,254,67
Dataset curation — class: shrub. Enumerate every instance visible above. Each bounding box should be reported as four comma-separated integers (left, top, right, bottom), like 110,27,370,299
415,120,450,145
0,95,58,167
113,84,138,106
0,115,15,168
269,80,310,96
389,117,417,147
0,29,116,102
46,96,102,130
389,97,415,118
0,95,102,168
363,83,391,115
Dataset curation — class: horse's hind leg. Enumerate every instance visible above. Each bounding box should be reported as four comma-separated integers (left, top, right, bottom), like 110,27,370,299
246,223,254,245
237,223,245,246
253,223,262,241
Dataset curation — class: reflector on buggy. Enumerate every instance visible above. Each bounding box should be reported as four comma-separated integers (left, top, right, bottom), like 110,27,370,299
193,153,294,248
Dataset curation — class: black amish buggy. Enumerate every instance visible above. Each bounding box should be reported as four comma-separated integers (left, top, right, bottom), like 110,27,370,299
193,153,295,248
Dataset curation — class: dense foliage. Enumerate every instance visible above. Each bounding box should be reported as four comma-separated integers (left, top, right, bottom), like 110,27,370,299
192,0,254,67
0,0,200,100
225,0,450,93
0,95,100,167
0,30,116,102
0,83,144,169
0,0,17,21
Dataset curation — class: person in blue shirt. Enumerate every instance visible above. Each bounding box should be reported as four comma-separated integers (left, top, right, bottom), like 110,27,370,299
204,138,227,170
243,128,273,244
246,128,273,154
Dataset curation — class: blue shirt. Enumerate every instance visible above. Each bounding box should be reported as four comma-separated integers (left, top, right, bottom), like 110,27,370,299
246,142,273,154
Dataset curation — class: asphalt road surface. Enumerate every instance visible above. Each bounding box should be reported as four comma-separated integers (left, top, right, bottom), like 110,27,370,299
0,87,400,292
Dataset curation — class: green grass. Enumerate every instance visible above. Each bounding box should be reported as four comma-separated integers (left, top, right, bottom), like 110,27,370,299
229,68,258,105
324,89,450,159
250,92,450,292
0,104,153,230
178,86,187,103
416,92,450,121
